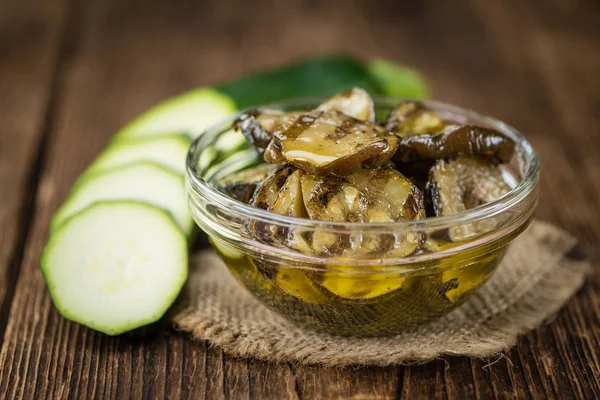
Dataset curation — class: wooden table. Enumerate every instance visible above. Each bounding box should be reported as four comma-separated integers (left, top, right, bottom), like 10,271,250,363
1,0,598,398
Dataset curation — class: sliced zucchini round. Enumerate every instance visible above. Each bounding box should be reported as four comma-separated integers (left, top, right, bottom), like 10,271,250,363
87,133,191,175
317,87,375,121
41,201,188,336
51,162,192,234
116,88,237,139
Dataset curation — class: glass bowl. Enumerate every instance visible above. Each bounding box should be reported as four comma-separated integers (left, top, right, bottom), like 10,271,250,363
186,97,539,337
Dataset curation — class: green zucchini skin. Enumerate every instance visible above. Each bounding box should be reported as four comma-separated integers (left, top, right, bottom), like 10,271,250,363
216,55,427,109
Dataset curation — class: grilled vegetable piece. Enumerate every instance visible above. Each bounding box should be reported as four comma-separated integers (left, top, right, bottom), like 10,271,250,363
248,166,313,252
216,163,280,203
427,155,511,240
385,100,448,137
301,167,425,258
395,124,515,163
317,87,375,121
300,174,366,223
232,110,296,155
394,124,515,163
264,110,400,176
386,101,515,163
247,165,424,257
271,169,309,218
316,267,408,300
273,268,329,304
427,155,511,216
300,167,425,224
233,88,375,155
249,165,296,211
347,168,426,222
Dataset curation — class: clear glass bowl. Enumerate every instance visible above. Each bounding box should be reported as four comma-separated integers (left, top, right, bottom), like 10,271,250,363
186,97,539,336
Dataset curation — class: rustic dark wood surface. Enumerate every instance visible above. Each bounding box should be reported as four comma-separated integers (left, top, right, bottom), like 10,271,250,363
1,0,598,398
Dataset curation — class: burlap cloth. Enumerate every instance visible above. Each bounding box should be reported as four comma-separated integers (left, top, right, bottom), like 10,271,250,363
173,221,590,367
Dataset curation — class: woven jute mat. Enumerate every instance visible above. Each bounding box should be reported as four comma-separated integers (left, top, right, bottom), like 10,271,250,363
173,221,590,367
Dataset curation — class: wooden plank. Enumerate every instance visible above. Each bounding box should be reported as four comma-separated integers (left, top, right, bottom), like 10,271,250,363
401,361,446,399
443,357,479,399
248,362,297,400
293,365,399,399
0,0,67,342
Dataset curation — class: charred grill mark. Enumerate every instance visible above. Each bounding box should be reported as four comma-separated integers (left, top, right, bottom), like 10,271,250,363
233,109,273,153
276,111,320,141
403,191,423,220
264,140,285,163
438,278,460,298
340,116,360,132
319,191,333,207
326,127,347,140
426,177,441,217
275,166,294,189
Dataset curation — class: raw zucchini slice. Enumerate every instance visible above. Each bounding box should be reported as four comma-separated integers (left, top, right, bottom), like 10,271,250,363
87,133,191,175
42,201,188,335
117,88,237,139
51,162,192,234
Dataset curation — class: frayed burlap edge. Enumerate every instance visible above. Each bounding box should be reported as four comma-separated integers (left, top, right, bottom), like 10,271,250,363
172,221,590,367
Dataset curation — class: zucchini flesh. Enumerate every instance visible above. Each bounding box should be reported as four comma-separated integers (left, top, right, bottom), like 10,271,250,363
42,201,188,336
52,162,192,234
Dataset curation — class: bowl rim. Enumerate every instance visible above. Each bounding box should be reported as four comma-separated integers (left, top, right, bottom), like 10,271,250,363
186,96,539,232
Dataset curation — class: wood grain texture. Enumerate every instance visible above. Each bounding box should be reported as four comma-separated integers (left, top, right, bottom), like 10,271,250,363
0,0,67,342
0,0,598,398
